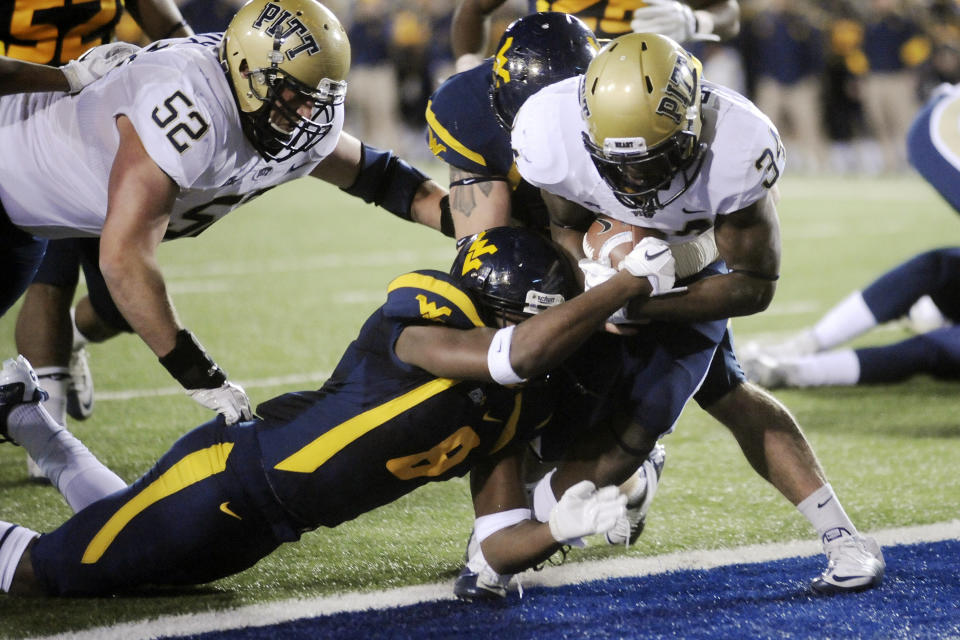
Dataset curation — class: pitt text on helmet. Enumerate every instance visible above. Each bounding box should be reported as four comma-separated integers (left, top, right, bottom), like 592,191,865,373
656,53,697,126
252,2,322,59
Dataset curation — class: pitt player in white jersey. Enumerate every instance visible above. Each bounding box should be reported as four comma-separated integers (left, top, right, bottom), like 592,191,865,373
510,33,886,595
0,29,344,240
513,34,784,250
513,32,785,325
0,0,444,425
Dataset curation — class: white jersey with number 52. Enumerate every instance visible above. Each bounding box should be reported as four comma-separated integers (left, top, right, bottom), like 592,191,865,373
0,33,343,240
511,76,785,242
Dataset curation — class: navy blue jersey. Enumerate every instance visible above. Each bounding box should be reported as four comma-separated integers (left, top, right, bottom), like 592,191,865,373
254,270,559,529
29,270,570,595
426,60,550,229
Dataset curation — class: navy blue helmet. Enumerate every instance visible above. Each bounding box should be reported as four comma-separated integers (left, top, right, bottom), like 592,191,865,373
489,12,598,129
451,227,577,325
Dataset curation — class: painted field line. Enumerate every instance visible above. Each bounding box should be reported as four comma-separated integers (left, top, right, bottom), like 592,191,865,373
30,520,960,640
96,371,331,402
162,248,453,279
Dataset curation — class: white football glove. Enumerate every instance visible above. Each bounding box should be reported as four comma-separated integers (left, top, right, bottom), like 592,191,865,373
578,258,617,292
186,381,253,425
618,236,677,296
579,259,632,324
630,0,719,43
61,41,140,94
549,480,627,545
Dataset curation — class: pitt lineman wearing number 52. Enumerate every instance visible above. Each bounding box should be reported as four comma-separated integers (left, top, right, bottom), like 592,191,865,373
0,0,445,424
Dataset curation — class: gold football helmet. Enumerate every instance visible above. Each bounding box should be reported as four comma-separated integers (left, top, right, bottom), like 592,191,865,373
580,33,705,215
220,0,350,161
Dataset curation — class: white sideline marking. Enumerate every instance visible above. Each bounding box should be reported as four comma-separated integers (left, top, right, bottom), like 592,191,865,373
29,520,960,640
96,372,331,402
162,248,453,279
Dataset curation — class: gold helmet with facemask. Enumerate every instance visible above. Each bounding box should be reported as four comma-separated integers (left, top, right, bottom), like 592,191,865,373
580,33,705,215
220,0,350,161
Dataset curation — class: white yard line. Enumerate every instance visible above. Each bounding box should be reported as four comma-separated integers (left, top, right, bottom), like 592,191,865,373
29,520,960,640
96,372,331,401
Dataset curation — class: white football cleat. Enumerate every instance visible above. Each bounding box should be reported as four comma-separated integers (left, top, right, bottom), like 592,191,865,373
0,356,47,444
811,529,885,594
67,344,94,421
745,330,820,361
606,443,666,546
740,353,789,388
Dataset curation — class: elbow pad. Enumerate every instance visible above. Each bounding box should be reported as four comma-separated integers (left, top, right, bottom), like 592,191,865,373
671,228,719,279
341,143,430,221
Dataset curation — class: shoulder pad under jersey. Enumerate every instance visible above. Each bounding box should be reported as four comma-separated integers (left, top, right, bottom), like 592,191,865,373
425,60,512,176
511,80,578,188
384,270,487,330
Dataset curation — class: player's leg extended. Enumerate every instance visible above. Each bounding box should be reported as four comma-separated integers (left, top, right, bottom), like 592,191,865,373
1,356,125,511
856,326,960,383
25,419,282,596
702,338,883,592
861,248,960,323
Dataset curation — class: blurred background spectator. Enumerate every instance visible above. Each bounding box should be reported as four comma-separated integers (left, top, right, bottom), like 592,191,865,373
858,0,931,173
740,0,830,173
343,0,404,155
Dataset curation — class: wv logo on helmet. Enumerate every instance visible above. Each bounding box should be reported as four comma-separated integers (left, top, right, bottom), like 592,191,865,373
461,234,499,274
252,2,321,59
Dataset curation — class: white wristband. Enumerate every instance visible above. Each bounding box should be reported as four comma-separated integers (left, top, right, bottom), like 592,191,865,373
487,325,526,385
475,508,532,543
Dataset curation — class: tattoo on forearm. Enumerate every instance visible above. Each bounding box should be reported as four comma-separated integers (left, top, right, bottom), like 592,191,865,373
451,185,479,217
450,168,501,218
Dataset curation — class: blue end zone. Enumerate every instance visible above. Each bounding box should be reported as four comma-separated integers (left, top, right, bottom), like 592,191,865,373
171,539,960,639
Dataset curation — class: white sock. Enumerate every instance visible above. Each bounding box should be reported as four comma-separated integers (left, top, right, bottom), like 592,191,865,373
0,522,39,593
811,292,877,350
70,306,89,349
796,483,859,544
785,350,861,387
532,469,558,523
7,403,126,512
33,366,69,427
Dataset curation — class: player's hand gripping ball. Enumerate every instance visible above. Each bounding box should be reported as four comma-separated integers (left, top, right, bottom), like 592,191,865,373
582,215,666,268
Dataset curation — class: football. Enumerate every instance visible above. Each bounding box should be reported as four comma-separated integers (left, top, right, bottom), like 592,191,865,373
582,215,666,267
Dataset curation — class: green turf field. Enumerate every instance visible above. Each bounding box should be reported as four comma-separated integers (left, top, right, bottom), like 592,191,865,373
1,170,957,637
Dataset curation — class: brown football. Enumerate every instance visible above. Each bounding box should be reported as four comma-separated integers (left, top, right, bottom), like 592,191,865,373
582,215,666,267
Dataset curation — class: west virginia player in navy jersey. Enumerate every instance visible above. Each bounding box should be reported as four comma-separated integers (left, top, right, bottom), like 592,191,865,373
427,13,597,238
0,227,681,596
